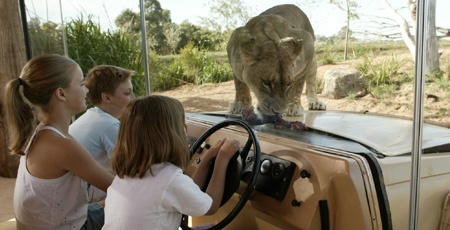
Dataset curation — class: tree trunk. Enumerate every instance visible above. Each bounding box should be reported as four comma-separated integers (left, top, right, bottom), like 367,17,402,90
380,0,416,60
425,0,439,73
0,0,27,177
344,13,350,61
380,0,440,74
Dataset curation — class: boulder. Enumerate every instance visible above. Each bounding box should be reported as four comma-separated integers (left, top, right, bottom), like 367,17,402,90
322,68,366,99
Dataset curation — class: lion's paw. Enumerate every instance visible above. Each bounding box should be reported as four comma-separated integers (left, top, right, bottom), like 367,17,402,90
308,100,326,111
228,101,253,114
286,103,304,117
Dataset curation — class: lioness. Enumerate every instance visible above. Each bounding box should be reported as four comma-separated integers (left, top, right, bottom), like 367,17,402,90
227,4,326,117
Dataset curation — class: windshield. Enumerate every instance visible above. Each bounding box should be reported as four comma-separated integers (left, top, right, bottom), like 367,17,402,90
22,0,450,143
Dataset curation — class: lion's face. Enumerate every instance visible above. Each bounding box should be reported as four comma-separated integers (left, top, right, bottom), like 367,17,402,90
243,58,295,115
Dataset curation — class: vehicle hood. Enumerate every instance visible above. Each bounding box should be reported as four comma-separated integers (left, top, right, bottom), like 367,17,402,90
188,110,450,157
304,110,450,156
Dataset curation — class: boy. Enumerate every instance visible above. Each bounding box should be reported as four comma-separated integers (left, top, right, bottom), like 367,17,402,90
69,65,135,202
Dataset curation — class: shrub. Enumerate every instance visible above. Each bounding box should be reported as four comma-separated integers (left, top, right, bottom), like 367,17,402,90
153,60,187,91
202,61,233,83
370,83,398,99
178,43,203,84
177,43,233,85
64,16,146,117
426,70,450,92
148,43,233,91
320,55,336,65
356,55,404,86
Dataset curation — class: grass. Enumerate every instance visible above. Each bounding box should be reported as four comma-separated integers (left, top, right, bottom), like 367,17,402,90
315,40,409,64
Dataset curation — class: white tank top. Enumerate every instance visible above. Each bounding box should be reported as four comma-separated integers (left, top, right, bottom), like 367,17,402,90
14,125,88,230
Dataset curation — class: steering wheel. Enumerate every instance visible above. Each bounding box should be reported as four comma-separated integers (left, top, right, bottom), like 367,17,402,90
180,119,261,230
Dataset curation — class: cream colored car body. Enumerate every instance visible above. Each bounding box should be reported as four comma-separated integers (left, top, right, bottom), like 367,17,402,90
184,110,450,229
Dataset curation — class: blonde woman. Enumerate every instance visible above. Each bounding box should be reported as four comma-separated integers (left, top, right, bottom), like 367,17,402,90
4,54,113,229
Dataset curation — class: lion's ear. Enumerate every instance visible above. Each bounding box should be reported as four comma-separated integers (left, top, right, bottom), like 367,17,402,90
238,30,260,58
278,37,303,61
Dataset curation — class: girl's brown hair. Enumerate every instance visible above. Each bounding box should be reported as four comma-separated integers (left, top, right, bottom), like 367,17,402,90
3,54,79,156
112,95,190,178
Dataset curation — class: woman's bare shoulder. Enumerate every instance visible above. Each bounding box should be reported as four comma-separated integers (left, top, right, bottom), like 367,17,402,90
32,130,88,161
35,129,78,146
25,130,89,178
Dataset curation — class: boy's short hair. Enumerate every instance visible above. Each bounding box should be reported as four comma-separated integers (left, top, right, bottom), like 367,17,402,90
85,65,134,105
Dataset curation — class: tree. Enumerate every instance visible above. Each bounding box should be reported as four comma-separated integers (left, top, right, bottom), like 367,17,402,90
28,18,64,55
163,22,180,54
329,0,359,60
0,0,26,177
114,0,226,53
115,9,140,33
143,0,171,54
336,26,354,41
115,0,172,54
380,0,440,74
199,0,254,46
177,21,223,52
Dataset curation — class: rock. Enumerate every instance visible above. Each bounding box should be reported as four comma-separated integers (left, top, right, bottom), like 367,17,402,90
322,68,367,99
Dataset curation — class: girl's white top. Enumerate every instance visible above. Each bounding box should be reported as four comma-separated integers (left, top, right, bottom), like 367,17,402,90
14,125,88,229
103,162,212,230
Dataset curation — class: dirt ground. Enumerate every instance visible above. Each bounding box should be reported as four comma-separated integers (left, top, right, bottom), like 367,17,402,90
155,64,450,127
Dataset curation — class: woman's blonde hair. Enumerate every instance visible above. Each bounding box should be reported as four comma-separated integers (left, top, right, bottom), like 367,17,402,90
112,95,190,178
3,54,79,155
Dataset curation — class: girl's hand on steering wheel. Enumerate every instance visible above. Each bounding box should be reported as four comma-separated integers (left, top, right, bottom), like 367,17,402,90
218,139,240,161
203,138,226,162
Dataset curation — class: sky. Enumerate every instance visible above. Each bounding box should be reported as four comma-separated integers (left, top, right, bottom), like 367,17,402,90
25,0,450,38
